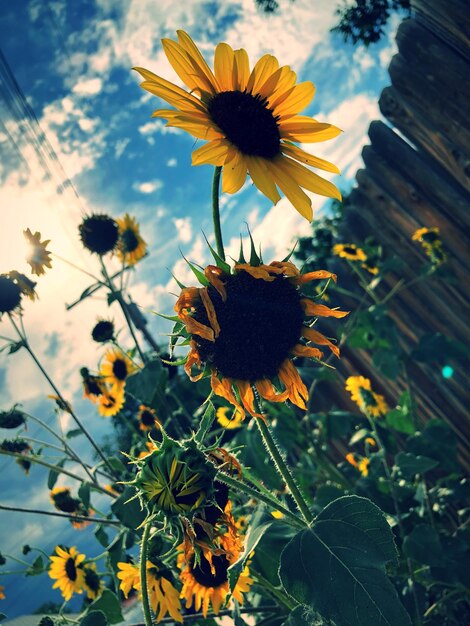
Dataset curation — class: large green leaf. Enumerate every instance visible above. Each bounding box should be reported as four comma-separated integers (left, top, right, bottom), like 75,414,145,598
111,487,145,530
80,610,108,626
87,590,123,624
282,606,316,626
126,358,168,413
228,508,271,591
403,524,444,567
394,452,438,481
279,496,412,626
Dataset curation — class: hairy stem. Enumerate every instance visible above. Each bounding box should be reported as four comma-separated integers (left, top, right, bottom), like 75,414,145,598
140,521,153,626
212,166,225,260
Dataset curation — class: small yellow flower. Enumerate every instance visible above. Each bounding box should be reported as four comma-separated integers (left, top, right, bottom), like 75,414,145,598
332,243,367,262
365,437,376,447
216,406,243,429
100,348,138,391
117,214,147,265
138,405,160,432
117,562,140,599
358,457,370,477
23,229,52,276
48,546,86,601
97,388,125,417
412,227,447,264
345,375,388,418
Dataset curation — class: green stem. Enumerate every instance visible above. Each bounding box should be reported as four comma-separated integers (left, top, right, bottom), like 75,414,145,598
216,472,305,530
100,259,147,363
348,261,380,304
212,166,225,260
252,571,297,611
0,450,114,497
8,315,118,480
255,413,314,525
0,504,120,526
140,522,153,626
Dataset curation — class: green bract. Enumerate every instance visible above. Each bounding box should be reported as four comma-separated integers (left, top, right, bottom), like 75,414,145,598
133,437,216,517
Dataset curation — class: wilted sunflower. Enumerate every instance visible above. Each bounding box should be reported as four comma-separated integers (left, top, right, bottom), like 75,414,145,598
137,405,160,431
332,243,367,262
143,563,183,623
174,258,347,418
80,367,106,403
91,319,115,343
216,406,243,429
50,487,90,528
48,546,85,601
345,375,388,418
23,229,52,276
97,388,125,417
179,544,253,617
134,31,341,221
83,564,104,600
100,348,138,391
0,408,26,429
78,214,119,255
412,227,447,265
7,271,38,301
117,214,147,265
0,274,22,314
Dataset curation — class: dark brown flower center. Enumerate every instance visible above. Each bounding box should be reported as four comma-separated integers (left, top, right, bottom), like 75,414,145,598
0,275,22,314
190,553,229,588
112,359,128,381
79,214,118,255
207,90,281,158
121,228,140,252
194,271,304,380
140,410,155,426
65,557,77,581
343,246,358,255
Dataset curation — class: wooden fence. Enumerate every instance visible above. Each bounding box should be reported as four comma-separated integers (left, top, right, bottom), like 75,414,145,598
318,0,470,467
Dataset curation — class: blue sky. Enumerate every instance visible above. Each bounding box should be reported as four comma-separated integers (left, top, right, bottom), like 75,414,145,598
0,0,400,616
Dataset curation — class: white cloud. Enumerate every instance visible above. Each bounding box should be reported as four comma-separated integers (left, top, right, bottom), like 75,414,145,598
173,217,192,243
78,117,98,132
139,120,181,136
133,179,163,194
72,77,103,96
166,157,177,167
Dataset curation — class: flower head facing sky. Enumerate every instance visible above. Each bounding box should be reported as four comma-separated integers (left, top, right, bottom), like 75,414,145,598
134,30,342,221
48,546,85,601
23,229,52,276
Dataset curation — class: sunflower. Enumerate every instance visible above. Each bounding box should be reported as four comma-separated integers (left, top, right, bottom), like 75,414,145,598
360,258,379,275
332,243,367,262
23,229,52,276
91,319,115,343
345,375,388,418
145,563,183,623
48,546,85,601
216,406,244,429
80,367,106,402
345,453,370,477
0,408,26,429
174,259,347,418
138,405,160,432
179,547,253,617
50,487,90,528
134,31,341,221
412,227,447,264
97,388,125,417
83,563,104,600
0,273,22,314
7,271,38,301
117,561,140,598
116,214,147,265
79,214,119,255
100,348,138,391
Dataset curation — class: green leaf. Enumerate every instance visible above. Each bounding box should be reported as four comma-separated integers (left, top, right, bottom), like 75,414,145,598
411,333,468,364
228,509,272,591
181,252,210,285
195,401,215,444
279,496,412,626
25,555,44,576
107,291,120,306
349,428,371,446
403,524,444,566
373,349,402,380
66,428,84,439
80,610,108,626
111,487,145,530
385,392,415,434
394,452,438,481
47,459,65,489
8,340,25,354
78,481,91,508
202,231,231,274
126,358,167,413
406,420,458,472
94,525,110,548
282,606,315,626
87,590,123,624
106,456,127,473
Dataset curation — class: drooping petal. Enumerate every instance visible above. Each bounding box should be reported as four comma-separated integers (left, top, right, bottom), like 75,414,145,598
245,156,281,205
234,263,276,281
204,265,227,301
265,160,313,221
211,373,245,418
236,380,263,418
280,117,343,143
301,300,349,318
294,269,337,284
274,155,342,201
192,140,232,166
291,344,323,359
199,288,220,337
302,326,340,358
222,153,247,194
278,359,308,409
256,378,289,403
281,143,341,174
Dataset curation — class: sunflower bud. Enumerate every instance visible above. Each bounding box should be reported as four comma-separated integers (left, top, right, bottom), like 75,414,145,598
133,438,216,516
0,408,27,429
91,319,115,343
79,214,119,255
0,274,22,314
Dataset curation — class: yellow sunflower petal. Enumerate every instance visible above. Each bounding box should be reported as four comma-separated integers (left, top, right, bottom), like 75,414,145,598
295,269,337,284
192,139,232,166
278,359,308,409
245,156,281,205
291,344,323,359
301,300,349,318
162,38,214,94
280,117,343,142
281,143,341,174
275,155,342,201
302,326,340,358
265,160,313,221
255,378,289,403
214,42,235,91
211,373,245,418
233,48,250,91
177,30,219,94
222,153,247,194
236,380,264,418
272,81,316,118
246,54,279,93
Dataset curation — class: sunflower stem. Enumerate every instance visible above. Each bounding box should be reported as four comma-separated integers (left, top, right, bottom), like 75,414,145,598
254,398,314,525
8,314,119,481
212,166,225,260
0,503,121,526
216,472,306,530
140,521,153,626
